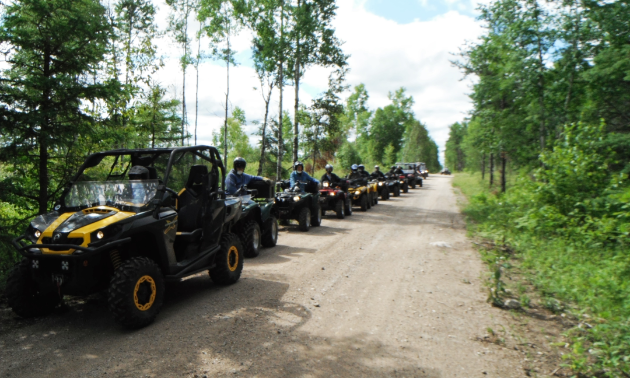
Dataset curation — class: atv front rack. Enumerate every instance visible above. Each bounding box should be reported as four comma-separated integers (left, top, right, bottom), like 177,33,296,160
12,235,132,258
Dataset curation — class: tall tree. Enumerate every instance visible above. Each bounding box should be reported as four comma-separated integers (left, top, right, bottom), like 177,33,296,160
289,0,346,164
198,0,246,163
166,0,195,146
0,0,117,214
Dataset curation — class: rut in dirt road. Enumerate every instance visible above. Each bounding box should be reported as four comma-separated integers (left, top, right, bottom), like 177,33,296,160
0,176,525,378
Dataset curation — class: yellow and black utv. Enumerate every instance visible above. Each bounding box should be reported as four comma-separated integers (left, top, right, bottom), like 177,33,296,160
9,146,246,328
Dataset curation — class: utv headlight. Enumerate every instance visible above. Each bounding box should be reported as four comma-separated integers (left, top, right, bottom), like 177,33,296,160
34,230,42,239
293,196,301,202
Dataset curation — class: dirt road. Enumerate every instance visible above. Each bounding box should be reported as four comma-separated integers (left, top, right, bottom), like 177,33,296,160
0,175,525,378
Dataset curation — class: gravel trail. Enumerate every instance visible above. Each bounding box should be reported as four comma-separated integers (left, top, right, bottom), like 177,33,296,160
0,175,524,378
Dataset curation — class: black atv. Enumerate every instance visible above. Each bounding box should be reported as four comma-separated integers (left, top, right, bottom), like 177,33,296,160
230,180,279,258
385,174,402,197
396,162,423,188
274,180,322,231
373,177,390,200
319,180,352,219
9,146,246,329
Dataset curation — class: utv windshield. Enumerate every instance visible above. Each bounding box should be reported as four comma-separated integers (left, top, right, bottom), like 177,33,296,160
64,180,159,210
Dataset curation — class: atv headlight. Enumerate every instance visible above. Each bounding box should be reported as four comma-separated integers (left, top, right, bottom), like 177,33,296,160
293,196,301,202
400,181,404,184
330,192,336,196
34,230,41,239
96,231,104,240
378,182,383,186
323,182,330,188
355,191,361,195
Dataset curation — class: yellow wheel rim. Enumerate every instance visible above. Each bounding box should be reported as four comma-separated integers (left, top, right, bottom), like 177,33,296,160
227,246,239,272
134,275,157,311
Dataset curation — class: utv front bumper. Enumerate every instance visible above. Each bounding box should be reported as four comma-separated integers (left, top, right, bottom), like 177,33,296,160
12,234,132,259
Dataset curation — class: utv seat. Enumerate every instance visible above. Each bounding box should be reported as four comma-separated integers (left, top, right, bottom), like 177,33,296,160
177,165,210,237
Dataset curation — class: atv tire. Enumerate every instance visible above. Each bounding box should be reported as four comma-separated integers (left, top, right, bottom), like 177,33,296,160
335,199,345,219
360,195,368,211
410,182,416,189
108,257,165,329
241,220,262,258
6,259,60,318
345,198,353,216
311,205,322,227
210,233,244,285
374,193,379,205
403,183,409,193
298,207,311,231
262,216,279,248
394,186,401,197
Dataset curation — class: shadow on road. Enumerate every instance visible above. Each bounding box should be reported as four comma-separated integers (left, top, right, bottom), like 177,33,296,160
1,275,441,378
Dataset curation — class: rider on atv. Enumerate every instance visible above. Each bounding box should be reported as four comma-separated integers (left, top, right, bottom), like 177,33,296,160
226,157,264,195
290,161,319,191
320,164,342,184
371,165,385,179
358,164,371,178
347,164,368,185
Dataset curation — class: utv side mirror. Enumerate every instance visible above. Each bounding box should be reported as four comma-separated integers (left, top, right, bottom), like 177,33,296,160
161,193,173,208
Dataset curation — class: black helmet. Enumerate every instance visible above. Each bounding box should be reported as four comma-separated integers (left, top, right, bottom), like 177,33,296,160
294,161,304,171
325,164,333,172
129,165,149,180
358,164,365,171
233,157,246,171
390,165,396,170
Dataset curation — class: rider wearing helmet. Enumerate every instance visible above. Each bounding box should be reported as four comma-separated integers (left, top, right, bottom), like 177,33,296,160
226,157,264,195
320,164,341,184
357,164,370,178
290,161,319,190
371,165,385,179
346,164,365,183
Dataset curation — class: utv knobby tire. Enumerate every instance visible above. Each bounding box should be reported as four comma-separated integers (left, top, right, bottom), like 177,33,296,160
6,259,60,318
108,257,165,329
241,220,262,258
210,233,244,285
381,189,389,201
298,207,311,232
311,205,322,227
262,216,279,248
360,195,368,212
345,198,353,216
335,199,345,219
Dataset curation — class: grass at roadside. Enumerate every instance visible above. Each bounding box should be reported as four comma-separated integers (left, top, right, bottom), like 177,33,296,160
455,167,630,377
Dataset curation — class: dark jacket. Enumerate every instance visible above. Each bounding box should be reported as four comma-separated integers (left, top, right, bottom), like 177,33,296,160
320,172,341,184
371,170,385,179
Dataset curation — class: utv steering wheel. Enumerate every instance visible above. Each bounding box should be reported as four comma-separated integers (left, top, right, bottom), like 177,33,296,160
164,187,179,198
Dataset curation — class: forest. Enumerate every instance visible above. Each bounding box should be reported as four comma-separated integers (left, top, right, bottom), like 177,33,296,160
0,1,440,288
445,0,630,375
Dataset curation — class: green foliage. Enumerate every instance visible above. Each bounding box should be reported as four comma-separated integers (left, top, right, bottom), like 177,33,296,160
461,123,630,376
445,122,467,172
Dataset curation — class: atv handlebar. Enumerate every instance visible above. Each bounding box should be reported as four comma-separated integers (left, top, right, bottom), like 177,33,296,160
12,234,132,259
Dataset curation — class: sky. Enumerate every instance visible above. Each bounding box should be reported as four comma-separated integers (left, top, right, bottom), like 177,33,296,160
151,0,488,165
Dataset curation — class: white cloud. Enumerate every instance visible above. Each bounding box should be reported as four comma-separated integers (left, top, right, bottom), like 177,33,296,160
150,0,484,164
327,1,483,162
